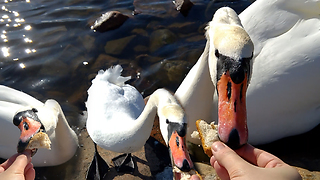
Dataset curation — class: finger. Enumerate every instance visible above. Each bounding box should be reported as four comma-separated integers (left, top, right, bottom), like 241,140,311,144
210,152,230,179
24,162,33,174
22,149,33,161
211,141,248,177
213,160,230,180
210,156,230,180
210,155,216,167
25,163,36,180
190,174,201,180
0,153,19,170
235,144,285,168
7,150,32,173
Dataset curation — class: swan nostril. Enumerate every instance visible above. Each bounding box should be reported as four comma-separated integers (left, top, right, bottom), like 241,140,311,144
226,128,241,149
227,82,231,100
179,159,191,172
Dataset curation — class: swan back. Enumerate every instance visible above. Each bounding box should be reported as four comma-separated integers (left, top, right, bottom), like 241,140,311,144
32,100,78,166
239,0,320,144
86,65,144,122
86,65,146,153
93,65,131,87
0,85,44,107
239,0,320,56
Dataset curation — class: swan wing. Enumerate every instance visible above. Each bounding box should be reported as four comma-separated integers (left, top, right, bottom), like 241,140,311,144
86,65,146,152
239,0,320,144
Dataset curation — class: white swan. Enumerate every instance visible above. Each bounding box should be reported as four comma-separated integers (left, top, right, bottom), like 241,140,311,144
176,7,254,149
0,85,78,166
176,0,320,147
86,65,194,173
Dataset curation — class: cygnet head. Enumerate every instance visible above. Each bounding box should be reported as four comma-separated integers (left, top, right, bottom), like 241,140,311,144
157,95,194,174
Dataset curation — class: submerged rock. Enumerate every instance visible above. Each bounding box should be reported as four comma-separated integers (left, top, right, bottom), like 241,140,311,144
149,29,177,52
104,35,137,55
91,11,129,32
173,0,193,16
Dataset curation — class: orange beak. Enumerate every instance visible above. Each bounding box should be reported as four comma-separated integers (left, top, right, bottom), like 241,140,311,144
217,71,248,149
168,131,194,177
17,116,42,143
13,109,43,154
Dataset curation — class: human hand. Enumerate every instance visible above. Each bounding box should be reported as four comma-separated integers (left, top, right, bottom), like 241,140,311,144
0,150,35,180
210,141,301,180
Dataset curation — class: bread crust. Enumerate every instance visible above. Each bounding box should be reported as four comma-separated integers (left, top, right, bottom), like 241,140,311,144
26,131,51,150
173,166,203,180
195,119,219,157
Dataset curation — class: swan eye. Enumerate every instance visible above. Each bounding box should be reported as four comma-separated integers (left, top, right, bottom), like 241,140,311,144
215,49,220,58
166,119,169,124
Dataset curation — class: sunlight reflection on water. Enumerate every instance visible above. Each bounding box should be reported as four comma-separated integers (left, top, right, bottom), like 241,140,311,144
1,0,35,60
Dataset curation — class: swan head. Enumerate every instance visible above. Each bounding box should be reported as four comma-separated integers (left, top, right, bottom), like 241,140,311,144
158,103,194,174
13,107,46,156
207,7,254,149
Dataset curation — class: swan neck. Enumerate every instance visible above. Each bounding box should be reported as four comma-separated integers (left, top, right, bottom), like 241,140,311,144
45,100,78,151
135,96,158,132
134,90,166,135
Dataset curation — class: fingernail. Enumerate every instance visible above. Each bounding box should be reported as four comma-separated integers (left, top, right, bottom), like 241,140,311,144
210,156,217,166
212,141,226,152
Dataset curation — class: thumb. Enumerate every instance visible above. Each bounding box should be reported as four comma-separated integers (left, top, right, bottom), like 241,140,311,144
7,150,32,174
211,141,249,178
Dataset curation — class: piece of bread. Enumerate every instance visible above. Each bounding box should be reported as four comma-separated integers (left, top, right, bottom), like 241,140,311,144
26,131,51,150
194,119,219,157
172,166,203,180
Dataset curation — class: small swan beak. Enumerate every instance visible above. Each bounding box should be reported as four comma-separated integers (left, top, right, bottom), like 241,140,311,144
216,71,248,149
168,131,194,173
